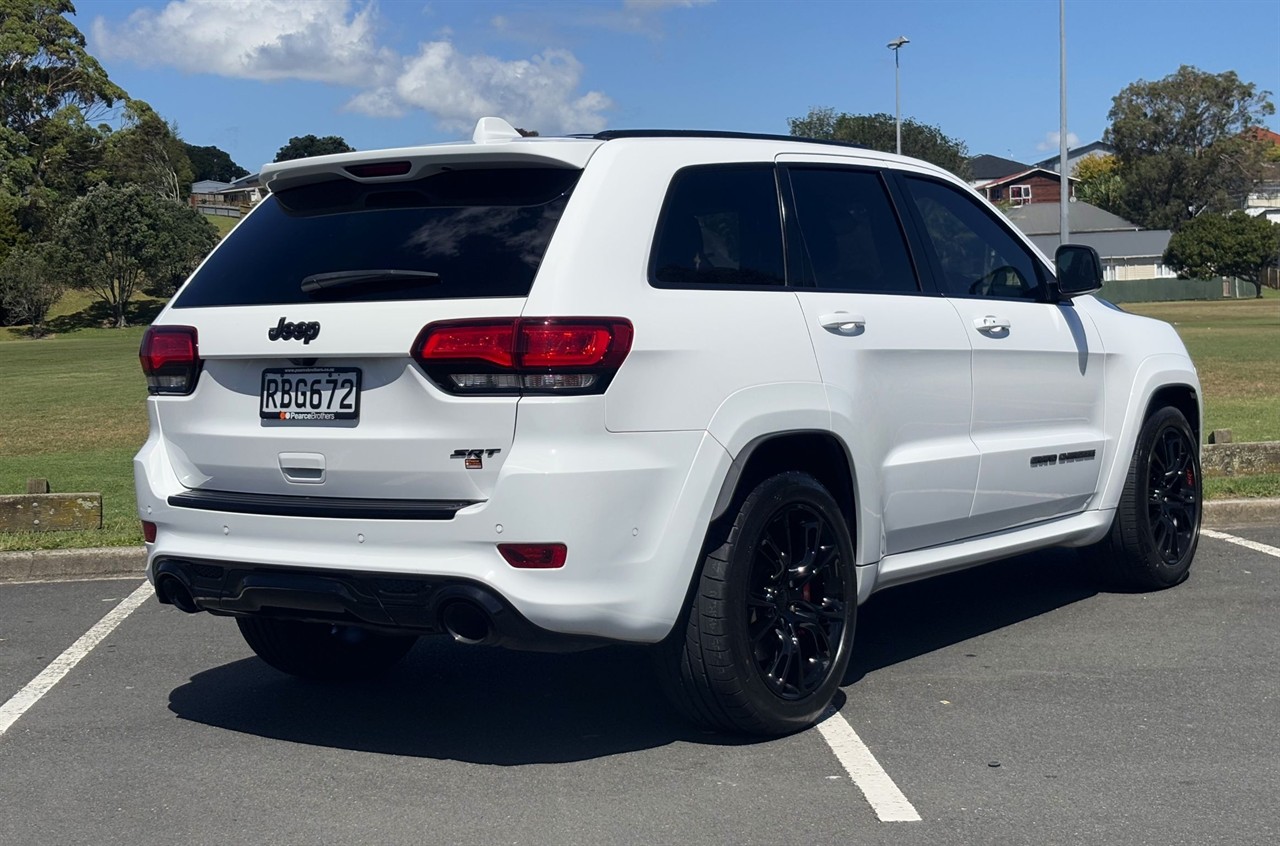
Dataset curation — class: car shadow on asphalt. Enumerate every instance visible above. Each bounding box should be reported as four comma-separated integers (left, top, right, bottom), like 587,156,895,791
167,548,1098,763
167,639,753,764
845,547,1099,684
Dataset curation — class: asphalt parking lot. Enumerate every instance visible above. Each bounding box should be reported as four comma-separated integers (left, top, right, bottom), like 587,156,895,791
1,527,1277,846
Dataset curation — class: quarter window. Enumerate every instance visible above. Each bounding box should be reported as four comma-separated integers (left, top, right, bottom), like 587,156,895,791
787,167,919,294
903,176,1046,300
650,166,785,287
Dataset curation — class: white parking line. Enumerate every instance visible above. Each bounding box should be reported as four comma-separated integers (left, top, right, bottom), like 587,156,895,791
816,708,921,822
1201,529,1280,560
0,580,151,740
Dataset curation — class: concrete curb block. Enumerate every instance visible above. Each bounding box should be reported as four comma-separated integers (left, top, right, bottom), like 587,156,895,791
0,546,146,583
1202,441,1280,476
1202,498,1280,528
1,499,1276,582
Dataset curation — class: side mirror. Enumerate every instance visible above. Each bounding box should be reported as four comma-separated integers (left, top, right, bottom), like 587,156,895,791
1054,244,1104,297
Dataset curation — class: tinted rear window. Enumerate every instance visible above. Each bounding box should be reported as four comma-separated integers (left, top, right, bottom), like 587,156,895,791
173,167,579,308
650,165,785,288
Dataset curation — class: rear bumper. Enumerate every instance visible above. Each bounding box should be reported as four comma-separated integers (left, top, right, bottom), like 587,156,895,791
153,558,608,651
135,413,731,644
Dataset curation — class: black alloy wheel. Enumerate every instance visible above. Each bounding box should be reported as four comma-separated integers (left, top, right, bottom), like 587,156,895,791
747,502,849,701
1147,424,1199,567
1091,405,1201,590
658,471,856,735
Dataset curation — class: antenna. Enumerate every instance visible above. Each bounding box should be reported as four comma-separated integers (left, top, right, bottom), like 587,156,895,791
472,117,521,144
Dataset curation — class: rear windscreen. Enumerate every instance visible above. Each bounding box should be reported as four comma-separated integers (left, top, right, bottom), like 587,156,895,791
173,167,580,308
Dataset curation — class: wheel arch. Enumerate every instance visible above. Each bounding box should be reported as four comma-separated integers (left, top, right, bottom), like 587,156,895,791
1146,384,1201,445
709,430,858,554
1097,354,1203,510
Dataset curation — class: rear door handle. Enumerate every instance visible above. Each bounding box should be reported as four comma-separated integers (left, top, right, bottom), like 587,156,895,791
819,312,867,336
973,315,1011,333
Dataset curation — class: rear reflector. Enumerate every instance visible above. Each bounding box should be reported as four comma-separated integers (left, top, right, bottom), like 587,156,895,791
140,326,201,395
142,521,157,543
498,543,567,569
413,318,633,396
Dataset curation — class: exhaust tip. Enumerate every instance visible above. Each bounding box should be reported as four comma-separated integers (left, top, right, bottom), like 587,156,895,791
440,600,494,645
156,574,199,614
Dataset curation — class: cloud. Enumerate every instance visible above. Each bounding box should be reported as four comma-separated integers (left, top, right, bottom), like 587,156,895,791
92,0,612,135
92,0,393,86
488,0,714,42
1036,130,1081,152
350,42,611,134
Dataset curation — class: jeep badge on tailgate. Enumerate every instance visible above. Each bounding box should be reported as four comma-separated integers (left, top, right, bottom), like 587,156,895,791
268,317,321,344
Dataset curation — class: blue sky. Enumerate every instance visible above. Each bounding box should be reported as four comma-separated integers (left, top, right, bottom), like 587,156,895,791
73,0,1280,174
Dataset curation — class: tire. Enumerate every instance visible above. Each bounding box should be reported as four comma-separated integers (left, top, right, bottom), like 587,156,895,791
1091,406,1202,590
659,471,857,735
236,617,417,681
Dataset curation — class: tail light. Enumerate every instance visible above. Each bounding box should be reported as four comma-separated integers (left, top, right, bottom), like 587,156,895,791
413,318,633,395
140,326,201,395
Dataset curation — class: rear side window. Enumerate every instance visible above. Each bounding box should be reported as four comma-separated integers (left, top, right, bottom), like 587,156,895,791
173,168,580,308
650,165,785,288
786,167,919,294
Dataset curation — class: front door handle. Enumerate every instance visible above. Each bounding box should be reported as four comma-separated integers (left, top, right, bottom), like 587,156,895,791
974,315,1011,334
819,312,867,336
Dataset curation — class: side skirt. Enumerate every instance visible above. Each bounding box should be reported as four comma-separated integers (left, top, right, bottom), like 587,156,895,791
857,508,1115,603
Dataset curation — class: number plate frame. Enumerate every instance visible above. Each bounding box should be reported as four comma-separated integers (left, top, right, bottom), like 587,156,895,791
260,367,362,422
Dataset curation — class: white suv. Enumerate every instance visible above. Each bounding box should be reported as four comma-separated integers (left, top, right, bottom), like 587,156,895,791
135,118,1202,735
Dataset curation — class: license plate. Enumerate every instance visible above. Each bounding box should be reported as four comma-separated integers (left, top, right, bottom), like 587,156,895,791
260,368,361,421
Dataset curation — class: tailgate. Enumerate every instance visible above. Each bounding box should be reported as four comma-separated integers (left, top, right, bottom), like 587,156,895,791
148,162,585,502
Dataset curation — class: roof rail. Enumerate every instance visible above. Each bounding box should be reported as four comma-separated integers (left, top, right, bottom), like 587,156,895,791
591,129,867,149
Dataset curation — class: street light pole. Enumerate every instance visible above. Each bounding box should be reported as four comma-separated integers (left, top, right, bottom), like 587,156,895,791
887,36,909,156
1059,0,1069,244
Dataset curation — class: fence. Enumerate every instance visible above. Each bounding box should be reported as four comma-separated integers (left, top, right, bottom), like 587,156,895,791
1098,277,1227,303
194,203,242,218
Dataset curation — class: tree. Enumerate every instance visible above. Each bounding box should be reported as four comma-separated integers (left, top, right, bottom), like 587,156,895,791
1106,66,1275,229
0,0,124,135
1073,153,1124,212
0,242,63,335
2,1,121,239
184,142,248,183
52,184,215,327
788,107,970,178
273,134,355,162
146,201,217,297
105,100,193,201
1164,211,1280,298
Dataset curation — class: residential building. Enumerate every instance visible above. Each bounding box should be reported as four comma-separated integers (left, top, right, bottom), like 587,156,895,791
1033,140,1115,175
189,173,265,218
968,154,1030,189
1007,200,1174,282
979,167,1076,206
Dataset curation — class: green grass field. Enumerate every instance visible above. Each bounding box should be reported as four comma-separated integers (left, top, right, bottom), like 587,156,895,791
1,326,150,550
1,291,1277,550
202,213,239,237
1127,289,1279,443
